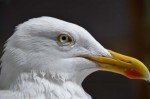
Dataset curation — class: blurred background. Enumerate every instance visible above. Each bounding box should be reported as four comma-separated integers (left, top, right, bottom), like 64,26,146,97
0,0,150,99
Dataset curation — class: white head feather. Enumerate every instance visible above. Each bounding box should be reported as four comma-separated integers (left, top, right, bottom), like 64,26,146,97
0,16,111,99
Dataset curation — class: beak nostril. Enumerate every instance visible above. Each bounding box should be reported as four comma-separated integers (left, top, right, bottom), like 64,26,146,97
126,61,132,64
118,59,132,64
101,55,106,57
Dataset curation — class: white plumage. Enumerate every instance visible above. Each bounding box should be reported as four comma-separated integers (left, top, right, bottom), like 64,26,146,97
0,17,110,99
0,16,149,99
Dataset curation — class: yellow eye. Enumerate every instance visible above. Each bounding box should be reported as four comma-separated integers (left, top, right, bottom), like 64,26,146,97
57,34,73,46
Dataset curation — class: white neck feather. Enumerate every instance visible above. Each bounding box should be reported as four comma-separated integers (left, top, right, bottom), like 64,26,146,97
5,71,92,99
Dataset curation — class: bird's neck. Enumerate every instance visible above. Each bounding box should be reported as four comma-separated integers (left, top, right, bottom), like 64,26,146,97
6,71,92,99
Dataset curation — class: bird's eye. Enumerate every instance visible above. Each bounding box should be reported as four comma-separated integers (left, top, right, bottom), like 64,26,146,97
57,34,74,46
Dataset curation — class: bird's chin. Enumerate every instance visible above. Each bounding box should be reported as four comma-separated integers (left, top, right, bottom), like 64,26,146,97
72,62,99,85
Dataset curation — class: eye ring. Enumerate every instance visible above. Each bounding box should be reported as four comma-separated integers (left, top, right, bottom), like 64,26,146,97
57,34,74,46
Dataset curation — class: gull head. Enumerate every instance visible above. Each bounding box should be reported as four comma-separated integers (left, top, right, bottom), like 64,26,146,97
0,17,149,88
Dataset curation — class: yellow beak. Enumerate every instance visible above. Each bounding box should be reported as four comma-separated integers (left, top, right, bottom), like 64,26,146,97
84,50,150,80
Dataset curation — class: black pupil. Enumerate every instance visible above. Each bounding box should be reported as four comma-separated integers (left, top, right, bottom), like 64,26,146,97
62,36,67,41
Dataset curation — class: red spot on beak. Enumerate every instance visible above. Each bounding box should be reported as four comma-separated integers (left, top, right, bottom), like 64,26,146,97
124,68,142,79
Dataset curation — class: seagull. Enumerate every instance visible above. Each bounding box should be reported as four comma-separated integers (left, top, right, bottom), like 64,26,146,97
0,16,149,99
